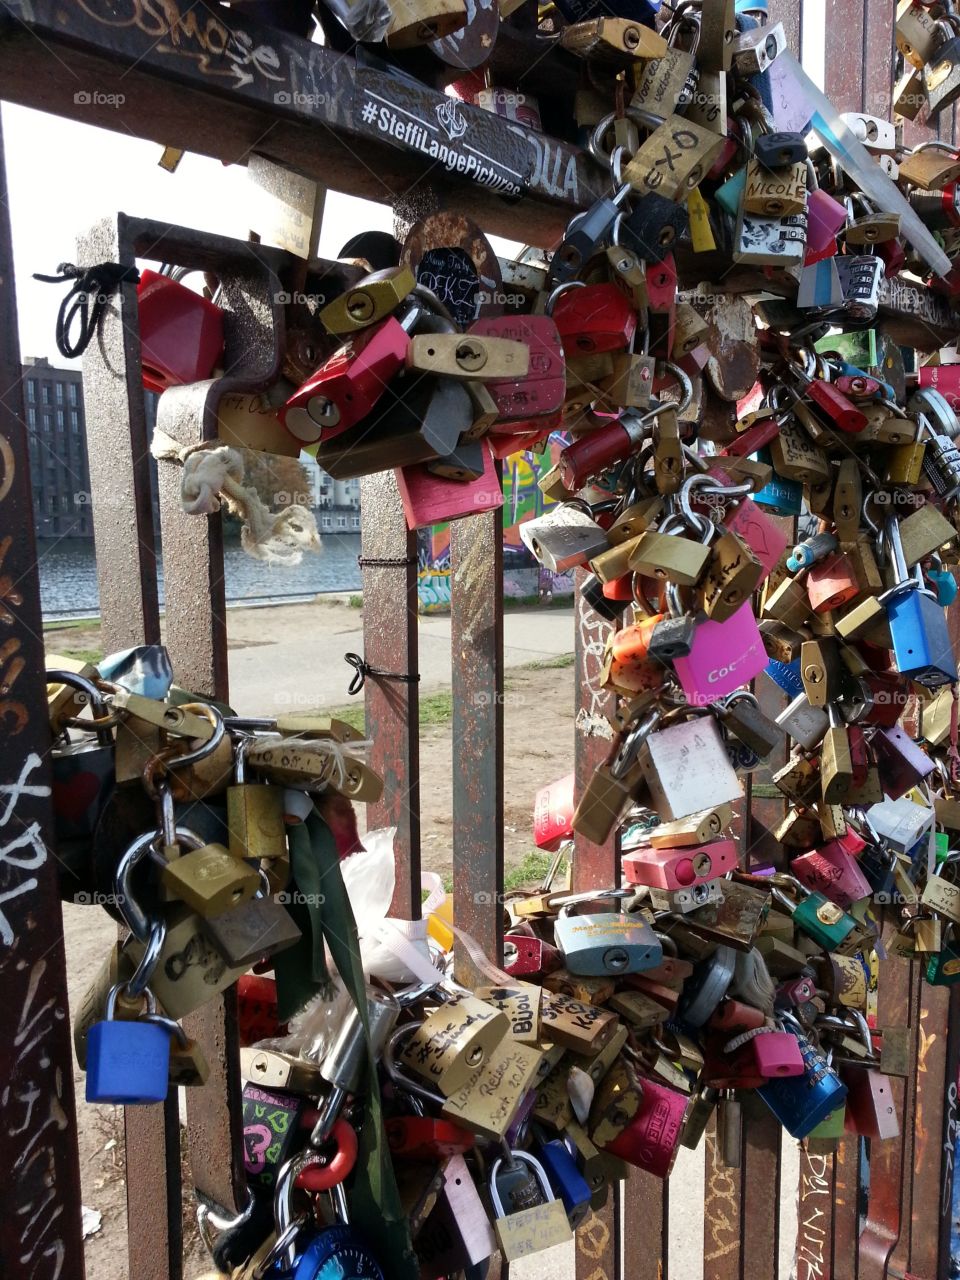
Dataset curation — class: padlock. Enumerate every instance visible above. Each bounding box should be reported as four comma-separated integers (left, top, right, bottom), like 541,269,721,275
769,875,862,953
716,690,784,758
520,505,610,573
319,264,415,334
744,156,807,217
623,114,727,201
604,1076,689,1177
923,17,960,115
622,839,738,890
467,314,566,427
639,715,744,820
672,601,768,704
554,890,662,976
399,995,508,1096
488,1151,573,1261
407,333,530,381
841,1066,899,1140
757,1017,848,1138
882,516,958,689
160,837,261,918
281,302,420,445
921,856,960,926
548,282,638,356
86,985,174,1104
732,21,787,74
137,269,225,394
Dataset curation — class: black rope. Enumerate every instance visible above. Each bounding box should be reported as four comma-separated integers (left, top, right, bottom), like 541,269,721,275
344,652,420,697
357,555,418,568
33,261,141,359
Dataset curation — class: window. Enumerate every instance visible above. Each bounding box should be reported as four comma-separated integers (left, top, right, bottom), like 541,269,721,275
321,515,332,531
41,383,50,405
67,383,78,406
70,410,79,431
55,383,64,404
27,407,36,427
351,515,360,530
336,515,347,529
61,493,70,512
56,410,64,430
25,380,36,403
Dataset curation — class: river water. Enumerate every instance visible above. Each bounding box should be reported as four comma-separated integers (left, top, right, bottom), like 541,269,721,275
37,535,362,619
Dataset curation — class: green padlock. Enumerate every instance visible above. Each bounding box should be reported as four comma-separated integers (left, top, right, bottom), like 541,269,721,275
770,874,862,954
925,925,960,986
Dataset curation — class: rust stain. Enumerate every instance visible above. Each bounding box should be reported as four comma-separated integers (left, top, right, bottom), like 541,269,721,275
700,293,761,402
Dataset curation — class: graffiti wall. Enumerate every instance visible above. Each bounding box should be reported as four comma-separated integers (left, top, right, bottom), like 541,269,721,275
417,435,575,612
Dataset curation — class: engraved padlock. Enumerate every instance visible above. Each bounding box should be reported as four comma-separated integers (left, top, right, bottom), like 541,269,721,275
554,889,663,977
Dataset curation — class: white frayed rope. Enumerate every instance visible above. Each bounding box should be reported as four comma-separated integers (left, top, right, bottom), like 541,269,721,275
151,429,321,566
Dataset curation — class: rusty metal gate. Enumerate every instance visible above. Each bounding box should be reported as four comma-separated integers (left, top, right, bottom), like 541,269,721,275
0,0,959,1277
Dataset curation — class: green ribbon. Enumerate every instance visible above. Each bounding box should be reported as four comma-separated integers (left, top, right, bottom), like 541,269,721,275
272,821,331,1022
299,811,419,1280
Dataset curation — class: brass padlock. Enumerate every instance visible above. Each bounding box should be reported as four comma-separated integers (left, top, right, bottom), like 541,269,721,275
384,0,467,47
407,333,530,381
560,16,667,64
319,265,415,335
399,996,509,1096
743,158,807,218
161,843,261,918
623,116,727,201
628,515,713,585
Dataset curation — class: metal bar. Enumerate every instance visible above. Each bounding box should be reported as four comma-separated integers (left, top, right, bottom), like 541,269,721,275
768,0,802,52
76,213,180,1279
0,0,600,246
910,982,951,1280
702,1121,742,1280
824,0,866,113
572,568,623,1280
741,1102,782,1279
451,505,505,972
0,108,87,1280
359,472,422,919
828,1136,861,1280
862,0,894,119
940,987,960,1278
76,217,161,652
858,956,918,1279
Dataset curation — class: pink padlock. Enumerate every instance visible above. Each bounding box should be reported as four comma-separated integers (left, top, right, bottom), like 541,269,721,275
820,829,867,860
918,362,960,412
722,498,790,582
791,849,870,910
728,1027,806,1078
673,602,768,705
534,773,575,851
806,552,860,614
605,1076,690,1178
395,444,503,531
805,189,848,265
622,838,738,890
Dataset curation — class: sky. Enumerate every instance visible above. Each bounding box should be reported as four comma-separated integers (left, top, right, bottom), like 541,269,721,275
0,4,825,369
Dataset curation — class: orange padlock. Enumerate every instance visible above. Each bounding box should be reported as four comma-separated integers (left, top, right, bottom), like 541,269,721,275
806,552,860,614
612,614,665,664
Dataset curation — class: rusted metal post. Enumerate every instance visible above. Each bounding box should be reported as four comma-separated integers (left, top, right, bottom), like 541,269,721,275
0,113,87,1280
451,503,505,972
572,569,625,1280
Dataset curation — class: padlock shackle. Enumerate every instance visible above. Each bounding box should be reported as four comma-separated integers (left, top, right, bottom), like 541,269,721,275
48,669,116,745
382,1024,446,1107
488,1149,555,1218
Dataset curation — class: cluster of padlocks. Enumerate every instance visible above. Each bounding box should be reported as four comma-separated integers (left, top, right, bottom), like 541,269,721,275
41,0,960,1277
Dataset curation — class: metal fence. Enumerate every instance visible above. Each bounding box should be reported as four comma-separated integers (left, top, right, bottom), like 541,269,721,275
0,0,959,1276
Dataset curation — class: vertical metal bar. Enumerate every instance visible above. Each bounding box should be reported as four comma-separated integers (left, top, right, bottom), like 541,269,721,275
939,987,960,1277
572,568,624,1280
910,982,951,1280
858,957,918,1279
741,1101,782,1278
76,216,160,652
862,0,894,118
703,1122,743,1280
359,471,421,919
768,0,801,52
0,110,87,1280
77,214,180,1277
451,503,504,972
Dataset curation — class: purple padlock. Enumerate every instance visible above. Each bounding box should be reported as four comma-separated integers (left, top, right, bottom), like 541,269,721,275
791,844,872,910
673,602,768,704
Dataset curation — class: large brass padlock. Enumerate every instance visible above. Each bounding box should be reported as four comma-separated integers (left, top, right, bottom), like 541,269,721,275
399,996,508,1095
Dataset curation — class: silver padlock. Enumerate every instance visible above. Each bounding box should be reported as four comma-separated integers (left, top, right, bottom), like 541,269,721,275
639,716,743,822
554,888,663,976
518,503,610,573
776,694,829,751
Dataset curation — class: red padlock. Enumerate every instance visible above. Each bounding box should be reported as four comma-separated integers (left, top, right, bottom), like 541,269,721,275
237,975,285,1047
806,552,860,613
504,934,562,977
137,268,224,394
549,283,637,356
719,414,783,458
534,773,575,851
708,999,767,1033
281,308,416,446
386,1116,475,1159
467,315,565,426
395,444,503,531
604,1076,689,1177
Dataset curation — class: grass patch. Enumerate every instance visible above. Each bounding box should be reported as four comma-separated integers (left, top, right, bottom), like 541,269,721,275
58,647,104,664
328,689,454,734
348,595,363,609
43,617,99,632
427,850,567,902
522,652,575,671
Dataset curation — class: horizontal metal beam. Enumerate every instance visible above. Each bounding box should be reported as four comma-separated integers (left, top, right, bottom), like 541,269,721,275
0,0,601,244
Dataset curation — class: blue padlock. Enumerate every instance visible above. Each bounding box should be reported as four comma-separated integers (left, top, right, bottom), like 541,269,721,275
758,1021,848,1139
883,517,958,689
536,1136,592,1228
927,566,959,607
764,658,805,699
86,985,173,1105
751,449,803,515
